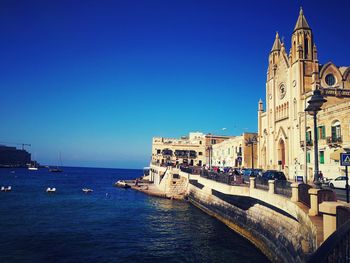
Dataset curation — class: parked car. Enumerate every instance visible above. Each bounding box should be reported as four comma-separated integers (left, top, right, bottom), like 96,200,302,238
329,176,349,189
261,170,287,181
243,169,263,177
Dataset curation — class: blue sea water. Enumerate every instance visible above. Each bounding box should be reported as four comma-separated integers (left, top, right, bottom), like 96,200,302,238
0,167,268,263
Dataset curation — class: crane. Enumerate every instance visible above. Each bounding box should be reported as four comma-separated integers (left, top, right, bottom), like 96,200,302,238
0,142,31,150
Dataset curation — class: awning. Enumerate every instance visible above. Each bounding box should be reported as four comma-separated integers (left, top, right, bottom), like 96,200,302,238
330,148,345,161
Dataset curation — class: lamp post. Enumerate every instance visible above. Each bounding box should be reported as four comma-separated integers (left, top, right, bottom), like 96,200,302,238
245,136,258,169
304,89,327,188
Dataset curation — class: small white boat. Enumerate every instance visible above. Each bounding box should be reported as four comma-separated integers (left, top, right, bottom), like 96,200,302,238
82,188,93,193
1,186,12,192
46,187,56,193
28,167,38,171
115,180,131,188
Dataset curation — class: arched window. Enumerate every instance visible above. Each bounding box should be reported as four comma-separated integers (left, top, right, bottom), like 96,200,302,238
304,38,309,59
293,99,297,120
331,120,341,141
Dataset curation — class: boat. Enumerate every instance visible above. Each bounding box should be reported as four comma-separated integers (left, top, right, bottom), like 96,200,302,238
115,180,131,188
50,152,63,173
82,188,93,193
28,162,38,171
49,168,63,173
46,187,56,193
1,186,12,192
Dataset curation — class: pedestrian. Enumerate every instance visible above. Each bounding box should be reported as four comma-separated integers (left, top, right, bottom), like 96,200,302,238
319,171,323,183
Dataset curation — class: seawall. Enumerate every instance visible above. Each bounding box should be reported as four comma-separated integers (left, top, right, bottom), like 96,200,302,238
147,166,320,262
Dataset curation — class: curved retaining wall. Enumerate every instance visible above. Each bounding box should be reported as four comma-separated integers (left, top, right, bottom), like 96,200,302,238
181,172,318,263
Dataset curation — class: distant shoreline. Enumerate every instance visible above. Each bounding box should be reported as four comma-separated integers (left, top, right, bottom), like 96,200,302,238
0,165,144,170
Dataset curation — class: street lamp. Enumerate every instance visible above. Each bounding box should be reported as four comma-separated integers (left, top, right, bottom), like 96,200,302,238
245,136,258,169
304,89,327,188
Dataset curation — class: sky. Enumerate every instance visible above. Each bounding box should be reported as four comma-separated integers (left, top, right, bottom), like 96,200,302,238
0,0,349,168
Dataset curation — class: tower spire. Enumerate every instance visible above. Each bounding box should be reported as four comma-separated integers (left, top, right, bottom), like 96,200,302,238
294,7,310,32
271,32,281,52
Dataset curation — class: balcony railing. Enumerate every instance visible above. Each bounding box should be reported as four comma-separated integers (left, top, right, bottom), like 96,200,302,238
326,136,343,144
300,140,313,148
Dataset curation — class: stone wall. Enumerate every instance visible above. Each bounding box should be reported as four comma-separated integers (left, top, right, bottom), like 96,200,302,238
165,173,188,199
149,168,320,262
187,182,316,262
180,172,318,263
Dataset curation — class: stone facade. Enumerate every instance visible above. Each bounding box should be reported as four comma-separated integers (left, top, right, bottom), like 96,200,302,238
257,8,350,180
151,132,233,167
211,133,258,168
151,132,206,166
204,134,233,166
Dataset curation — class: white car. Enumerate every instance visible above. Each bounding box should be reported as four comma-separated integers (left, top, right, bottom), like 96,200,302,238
329,176,349,189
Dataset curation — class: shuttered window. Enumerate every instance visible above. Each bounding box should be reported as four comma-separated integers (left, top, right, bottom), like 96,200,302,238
320,151,324,164
318,126,326,139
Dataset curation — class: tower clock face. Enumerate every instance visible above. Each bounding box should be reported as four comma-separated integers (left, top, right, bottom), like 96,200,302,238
279,84,286,99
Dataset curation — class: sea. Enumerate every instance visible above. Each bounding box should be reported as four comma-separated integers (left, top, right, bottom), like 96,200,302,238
0,167,268,263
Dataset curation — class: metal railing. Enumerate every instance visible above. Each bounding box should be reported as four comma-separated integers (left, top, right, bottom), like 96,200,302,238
337,207,350,229
298,184,312,207
300,140,313,148
200,170,244,186
275,180,292,198
326,136,343,144
308,210,350,262
317,189,337,204
255,177,269,191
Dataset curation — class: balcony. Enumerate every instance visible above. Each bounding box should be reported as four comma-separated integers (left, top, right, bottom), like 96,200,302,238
326,136,343,146
300,140,313,148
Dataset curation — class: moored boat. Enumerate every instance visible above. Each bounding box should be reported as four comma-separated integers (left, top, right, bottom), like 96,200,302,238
46,187,56,193
49,168,63,173
28,161,38,171
50,152,64,172
1,186,12,192
115,180,131,188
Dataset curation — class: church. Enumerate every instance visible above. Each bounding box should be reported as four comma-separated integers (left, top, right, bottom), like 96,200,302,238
257,8,350,181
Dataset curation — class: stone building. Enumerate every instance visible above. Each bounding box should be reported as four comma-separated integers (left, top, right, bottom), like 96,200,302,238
212,133,258,168
151,132,207,166
257,8,350,180
204,134,233,166
151,132,233,167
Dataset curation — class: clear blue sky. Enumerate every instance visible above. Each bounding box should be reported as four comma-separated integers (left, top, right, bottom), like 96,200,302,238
0,0,349,168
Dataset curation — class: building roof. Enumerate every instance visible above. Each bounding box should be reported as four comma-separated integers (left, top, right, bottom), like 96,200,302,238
271,32,281,52
294,7,310,32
